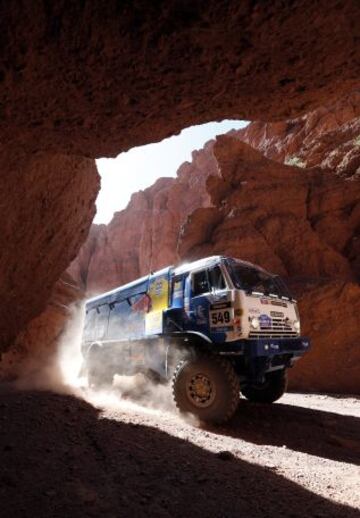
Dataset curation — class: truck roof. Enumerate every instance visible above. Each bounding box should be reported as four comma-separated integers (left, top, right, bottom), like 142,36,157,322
85,255,269,309
173,255,266,275
173,255,224,275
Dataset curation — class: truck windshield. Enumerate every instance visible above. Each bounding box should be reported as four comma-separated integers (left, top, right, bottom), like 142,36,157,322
226,260,293,299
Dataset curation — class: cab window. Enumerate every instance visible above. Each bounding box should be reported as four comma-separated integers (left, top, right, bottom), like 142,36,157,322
192,270,210,296
209,266,226,291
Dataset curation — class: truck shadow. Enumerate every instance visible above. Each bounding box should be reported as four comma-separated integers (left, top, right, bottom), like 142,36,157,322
0,389,358,517
212,397,360,466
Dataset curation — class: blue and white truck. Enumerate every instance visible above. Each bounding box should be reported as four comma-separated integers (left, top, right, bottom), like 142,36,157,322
82,256,310,423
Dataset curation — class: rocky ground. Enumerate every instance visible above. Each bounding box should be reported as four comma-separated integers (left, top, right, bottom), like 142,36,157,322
0,383,359,517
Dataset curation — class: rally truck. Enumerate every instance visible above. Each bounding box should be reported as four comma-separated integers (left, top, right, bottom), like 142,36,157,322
81,256,310,423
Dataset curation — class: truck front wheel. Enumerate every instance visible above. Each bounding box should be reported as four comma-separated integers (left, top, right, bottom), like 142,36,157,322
172,355,240,424
241,369,287,403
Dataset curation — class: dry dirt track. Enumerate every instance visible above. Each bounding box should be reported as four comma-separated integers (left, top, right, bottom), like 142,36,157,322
0,386,359,518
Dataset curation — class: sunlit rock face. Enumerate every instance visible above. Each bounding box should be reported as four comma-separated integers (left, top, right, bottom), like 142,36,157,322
235,90,360,177
68,144,217,294
72,94,360,292
71,94,360,393
180,137,359,281
180,137,360,393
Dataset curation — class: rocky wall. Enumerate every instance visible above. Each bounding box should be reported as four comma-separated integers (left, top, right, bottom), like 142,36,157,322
1,2,360,381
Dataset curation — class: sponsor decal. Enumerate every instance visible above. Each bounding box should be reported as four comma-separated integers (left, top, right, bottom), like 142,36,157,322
270,310,284,318
154,279,164,296
271,300,287,308
132,293,151,313
259,314,272,327
195,305,207,325
173,281,183,300
261,298,287,308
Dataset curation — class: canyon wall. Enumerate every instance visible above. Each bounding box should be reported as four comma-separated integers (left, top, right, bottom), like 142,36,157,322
71,95,360,393
71,93,360,291
68,141,217,294
1,2,359,158
180,137,360,394
0,152,99,352
0,2,359,378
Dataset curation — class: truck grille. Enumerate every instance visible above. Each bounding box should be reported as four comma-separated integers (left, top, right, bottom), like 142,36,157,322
249,317,299,338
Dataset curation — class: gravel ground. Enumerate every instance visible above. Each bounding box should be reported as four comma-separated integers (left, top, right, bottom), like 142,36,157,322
0,384,359,517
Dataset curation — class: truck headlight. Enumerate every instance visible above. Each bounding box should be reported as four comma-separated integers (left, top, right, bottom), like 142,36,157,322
250,317,259,329
294,320,300,332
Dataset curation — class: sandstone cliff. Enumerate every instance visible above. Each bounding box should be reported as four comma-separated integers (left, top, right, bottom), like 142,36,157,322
71,93,360,292
0,1,359,382
0,152,99,352
180,136,360,394
68,141,217,294
70,94,360,393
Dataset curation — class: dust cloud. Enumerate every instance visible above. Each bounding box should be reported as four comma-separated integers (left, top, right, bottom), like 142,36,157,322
12,304,86,396
5,303,194,423
57,304,181,419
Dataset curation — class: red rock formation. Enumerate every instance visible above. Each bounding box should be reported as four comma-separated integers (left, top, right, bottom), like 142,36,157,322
1,2,360,367
1,2,359,158
73,94,360,293
180,137,359,282
236,90,360,176
69,142,218,294
0,152,99,353
71,94,360,393
291,281,360,394
180,137,360,392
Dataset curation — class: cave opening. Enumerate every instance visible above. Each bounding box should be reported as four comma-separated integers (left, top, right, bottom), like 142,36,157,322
94,119,248,224
0,2,359,515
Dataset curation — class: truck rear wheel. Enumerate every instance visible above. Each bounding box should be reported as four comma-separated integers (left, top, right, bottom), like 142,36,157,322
172,355,240,424
241,369,287,403
87,346,114,390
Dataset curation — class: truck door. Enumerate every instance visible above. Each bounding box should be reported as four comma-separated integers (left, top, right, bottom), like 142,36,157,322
187,269,211,338
188,265,232,343
207,265,234,342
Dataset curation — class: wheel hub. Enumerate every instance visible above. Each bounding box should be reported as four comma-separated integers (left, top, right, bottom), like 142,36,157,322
187,373,216,408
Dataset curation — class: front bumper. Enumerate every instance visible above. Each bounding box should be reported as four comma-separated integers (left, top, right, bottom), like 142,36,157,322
244,336,311,358
218,336,310,380
218,336,311,358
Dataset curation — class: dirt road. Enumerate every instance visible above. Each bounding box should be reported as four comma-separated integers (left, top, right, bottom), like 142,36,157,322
0,385,359,517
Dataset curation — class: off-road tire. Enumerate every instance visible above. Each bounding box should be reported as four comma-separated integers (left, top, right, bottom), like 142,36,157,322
241,369,288,403
87,346,114,389
172,355,240,424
